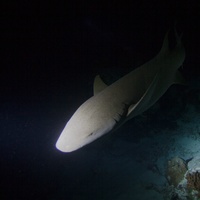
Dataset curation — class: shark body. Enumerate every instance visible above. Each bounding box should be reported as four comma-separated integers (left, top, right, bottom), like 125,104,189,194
56,29,185,152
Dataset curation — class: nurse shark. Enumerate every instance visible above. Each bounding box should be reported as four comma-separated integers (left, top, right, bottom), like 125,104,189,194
56,29,185,152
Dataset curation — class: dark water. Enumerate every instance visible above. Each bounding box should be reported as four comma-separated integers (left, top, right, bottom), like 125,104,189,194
1,1,199,199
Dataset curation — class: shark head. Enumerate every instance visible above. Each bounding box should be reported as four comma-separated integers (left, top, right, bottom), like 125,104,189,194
55,126,110,152
55,98,117,152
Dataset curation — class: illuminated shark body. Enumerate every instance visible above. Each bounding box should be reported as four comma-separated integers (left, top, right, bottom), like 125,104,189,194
56,29,185,152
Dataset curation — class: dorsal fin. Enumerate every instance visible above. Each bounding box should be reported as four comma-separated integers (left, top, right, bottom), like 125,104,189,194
159,30,170,56
174,24,183,47
93,75,108,95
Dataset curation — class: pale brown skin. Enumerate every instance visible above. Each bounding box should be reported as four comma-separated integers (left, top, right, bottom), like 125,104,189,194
56,29,185,153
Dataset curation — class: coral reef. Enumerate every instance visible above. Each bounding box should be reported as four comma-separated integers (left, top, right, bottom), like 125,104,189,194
186,169,200,192
166,157,188,187
164,159,200,199
162,185,188,200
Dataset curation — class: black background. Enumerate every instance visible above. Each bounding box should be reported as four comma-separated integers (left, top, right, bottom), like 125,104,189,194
1,1,200,199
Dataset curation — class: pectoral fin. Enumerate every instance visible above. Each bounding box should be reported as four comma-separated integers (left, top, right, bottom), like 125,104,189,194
126,69,185,120
126,72,160,120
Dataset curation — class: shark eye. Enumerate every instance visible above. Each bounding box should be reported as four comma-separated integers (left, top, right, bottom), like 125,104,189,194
88,132,94,137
